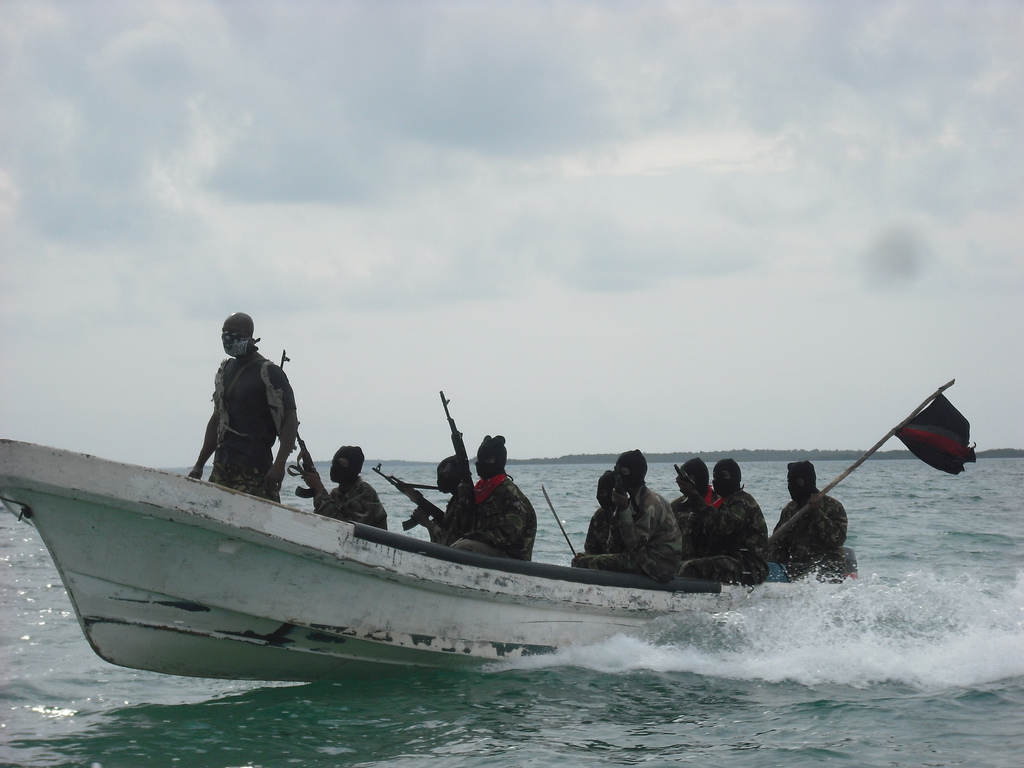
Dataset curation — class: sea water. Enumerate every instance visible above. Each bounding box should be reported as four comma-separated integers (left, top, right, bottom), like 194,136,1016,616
2,459,1023,768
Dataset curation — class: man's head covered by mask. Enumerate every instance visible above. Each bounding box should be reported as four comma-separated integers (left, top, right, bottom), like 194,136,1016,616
712,458,742,498
330,446,365,485
614,449,647,493
677,457,709,494
596,469,616,509
787,461,818,506
221,312,260,358
436,455,463,494
475,435,507,480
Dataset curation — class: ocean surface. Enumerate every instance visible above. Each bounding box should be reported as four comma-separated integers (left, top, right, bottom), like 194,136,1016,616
2,457,1023,768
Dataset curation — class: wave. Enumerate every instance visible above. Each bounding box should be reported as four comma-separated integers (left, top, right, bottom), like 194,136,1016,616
500,570,1024,690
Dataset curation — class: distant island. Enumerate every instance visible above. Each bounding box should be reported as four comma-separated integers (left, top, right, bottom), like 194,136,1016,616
371,448,1021,467
506,448,1023,465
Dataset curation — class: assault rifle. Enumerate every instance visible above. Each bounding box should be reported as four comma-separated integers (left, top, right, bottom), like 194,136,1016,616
280,350,317,498
613,467,627,498
289,434,317,498
440,391,474,487
372,464,446,532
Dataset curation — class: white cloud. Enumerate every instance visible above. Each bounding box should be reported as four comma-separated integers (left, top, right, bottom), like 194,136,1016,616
1,0,1021,467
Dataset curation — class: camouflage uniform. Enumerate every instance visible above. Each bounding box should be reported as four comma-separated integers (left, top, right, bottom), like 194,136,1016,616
767,495,848,581
209,357,295,502
430,496,475,546
575,485,682,583
584,506,615,555
209,462,280,504
669,494,704,559
458,477,537,561
314,478,388,530
678,490,768,585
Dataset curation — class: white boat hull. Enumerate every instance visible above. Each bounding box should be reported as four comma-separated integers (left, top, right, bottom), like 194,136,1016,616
1,440,742,680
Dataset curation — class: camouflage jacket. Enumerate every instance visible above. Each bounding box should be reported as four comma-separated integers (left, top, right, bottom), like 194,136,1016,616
611,485,682,583
314,478,388,530
690,489,768,584
431,496,474,546
460,477,537,561
669,494,703,559
768,495,848,579
584,506,615,555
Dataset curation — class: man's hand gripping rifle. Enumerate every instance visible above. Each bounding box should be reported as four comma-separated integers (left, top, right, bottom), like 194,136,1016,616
279,350,318,498
288,435,318,498
373,465,446,532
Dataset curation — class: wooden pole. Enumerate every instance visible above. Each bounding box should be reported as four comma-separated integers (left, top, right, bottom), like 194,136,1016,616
766,379,956,548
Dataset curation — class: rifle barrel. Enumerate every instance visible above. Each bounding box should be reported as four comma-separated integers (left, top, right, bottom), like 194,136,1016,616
279,350,314,477
372,464,445,531
440,391,473,486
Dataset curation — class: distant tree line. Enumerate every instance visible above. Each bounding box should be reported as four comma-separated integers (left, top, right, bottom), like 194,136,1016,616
507,448,1023,465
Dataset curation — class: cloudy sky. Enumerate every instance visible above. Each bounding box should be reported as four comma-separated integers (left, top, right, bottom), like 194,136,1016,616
1,1,1021,470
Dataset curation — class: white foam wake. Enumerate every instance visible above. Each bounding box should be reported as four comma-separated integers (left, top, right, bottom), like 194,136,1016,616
500,571,1024,690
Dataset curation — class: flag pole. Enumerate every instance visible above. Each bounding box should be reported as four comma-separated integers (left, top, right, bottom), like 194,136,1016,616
766,378,956,548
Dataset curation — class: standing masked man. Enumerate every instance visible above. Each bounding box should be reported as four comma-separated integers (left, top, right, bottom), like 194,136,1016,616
450,435,537,561
767,461,848,581
189,312,299,503
573,450,682,583
677,458,768,585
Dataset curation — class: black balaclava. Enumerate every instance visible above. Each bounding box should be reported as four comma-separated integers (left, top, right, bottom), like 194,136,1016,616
614,449,647,493
596,469,616,509
712,458,742,498
787,461,818,506
679,457,709,492
475,435,507,480
330,446,364,484
436,455,462,495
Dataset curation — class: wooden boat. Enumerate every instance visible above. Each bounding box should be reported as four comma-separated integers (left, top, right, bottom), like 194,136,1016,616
0,439,842,681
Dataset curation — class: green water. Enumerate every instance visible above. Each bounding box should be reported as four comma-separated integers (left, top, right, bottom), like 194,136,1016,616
3,460,1023,767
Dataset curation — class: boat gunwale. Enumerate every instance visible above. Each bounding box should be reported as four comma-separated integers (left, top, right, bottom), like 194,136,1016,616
350,521,723,594
1,439,726,597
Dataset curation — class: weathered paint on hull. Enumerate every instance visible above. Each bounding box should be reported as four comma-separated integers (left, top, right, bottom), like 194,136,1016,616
0,440,736,680
72,574,500,679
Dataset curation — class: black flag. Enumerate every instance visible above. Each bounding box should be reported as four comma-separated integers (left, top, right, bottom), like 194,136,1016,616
896,394,977,474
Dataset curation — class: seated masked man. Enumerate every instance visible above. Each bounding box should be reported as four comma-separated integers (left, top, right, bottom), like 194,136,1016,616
677,458,768,586
450,436,537,561
413,455,475,546
670,456,720,559
583,470,617,555
573,450,682,583
300,445,388,530
767,461,848,581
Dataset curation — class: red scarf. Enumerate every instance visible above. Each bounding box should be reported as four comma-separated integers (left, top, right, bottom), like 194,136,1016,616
474,474,506,504
706,485,724,509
